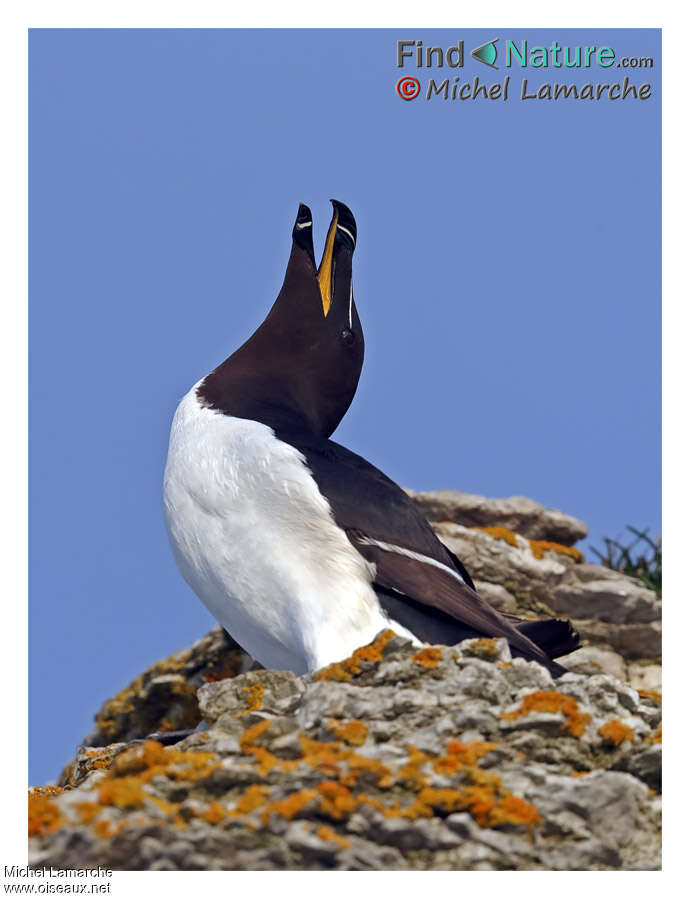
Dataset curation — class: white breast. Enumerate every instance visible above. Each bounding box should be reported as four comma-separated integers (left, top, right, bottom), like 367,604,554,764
162,383,417,674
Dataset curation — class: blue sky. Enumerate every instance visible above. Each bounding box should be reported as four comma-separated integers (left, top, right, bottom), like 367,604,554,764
29,28,660,785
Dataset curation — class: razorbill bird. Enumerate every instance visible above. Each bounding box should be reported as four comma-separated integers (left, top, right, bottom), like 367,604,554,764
163,201,579,677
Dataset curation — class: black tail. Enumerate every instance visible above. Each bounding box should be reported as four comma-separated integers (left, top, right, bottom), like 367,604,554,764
376,587,579,678
514,618,580,661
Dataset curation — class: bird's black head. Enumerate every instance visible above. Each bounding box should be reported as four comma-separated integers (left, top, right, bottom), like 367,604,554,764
197,200,364,438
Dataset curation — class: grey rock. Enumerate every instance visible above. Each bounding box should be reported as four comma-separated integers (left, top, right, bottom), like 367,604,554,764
148,858,178,871
561,673,640,716
608,622,661,659
405,489,588,545
499,658,555,692
500,711,569,738
426,518,658,671
627,663,662,694
363,814,461,852
559,647,627,681
550,580,659,624
36,487,661,871
338,842,406,870
445,813,541,866
574,563,642,585
452,657,513,704
198,668,305,726
569,618,661,660
284,821,344,861
474,580,518,614
31,633,660,871
615,743,662,791
539,839,621,870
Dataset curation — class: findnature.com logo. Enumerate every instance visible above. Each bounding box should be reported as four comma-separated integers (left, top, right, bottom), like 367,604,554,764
395,37,654,102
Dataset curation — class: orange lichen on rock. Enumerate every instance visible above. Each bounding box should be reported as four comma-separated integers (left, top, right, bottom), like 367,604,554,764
297,734,392,788
95,678,141,741
238,721,282,775
111,740,167,777
59,748,118,787
345,754,394,789
315,775,534,832
76,801,103,825
645,726,662,745
157,748,218,782
468,638,500,657
95,671,199,745
238,683,265,717
150,796,183,818
638,689,661,704
328,719,369,746
261,789,317,825
529,540,584,563
298,735,347,778
490,794,541,829
396,778,539,832
395,793,435,820
239,719,272,752
431,754,463,777
241,722,387,782
463,785,498,826
98,723,544,838
473,526,519,548
416,787,476,816
78,746,122,775
501,691,590,737
108,739,217,784
92,818,112,839
316,824,351,850
33,709,547,842
398,784,497,827
447,739,497,762
396,745,430,789
198,801,228,825
30,785,64,798
247,747,281,776
434,739,498,775
317,781,359,819
93,740,219,816
88,757,116,772
98,776,147,809
231,784,271,816
314,630,396,682
598,719,636,747
28,793,63,837
412,647,442,669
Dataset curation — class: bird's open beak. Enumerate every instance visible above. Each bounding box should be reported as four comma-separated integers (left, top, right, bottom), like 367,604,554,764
317,208,338,317
317,200,357,318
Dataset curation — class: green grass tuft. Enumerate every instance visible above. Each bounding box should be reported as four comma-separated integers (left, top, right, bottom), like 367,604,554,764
590,526,661,598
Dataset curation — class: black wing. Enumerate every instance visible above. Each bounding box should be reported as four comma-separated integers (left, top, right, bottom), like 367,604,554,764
279,429,572,676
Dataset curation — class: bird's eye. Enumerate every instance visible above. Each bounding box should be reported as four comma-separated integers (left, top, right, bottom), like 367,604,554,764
341,328,355,346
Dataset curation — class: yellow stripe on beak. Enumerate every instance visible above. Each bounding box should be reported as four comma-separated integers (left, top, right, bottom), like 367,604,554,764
317,210,338,317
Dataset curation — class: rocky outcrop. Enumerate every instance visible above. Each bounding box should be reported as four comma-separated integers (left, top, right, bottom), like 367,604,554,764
30,490,661,870
407,491,661,692
68,628,253,757
30,634,661,871
405,489,589,546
